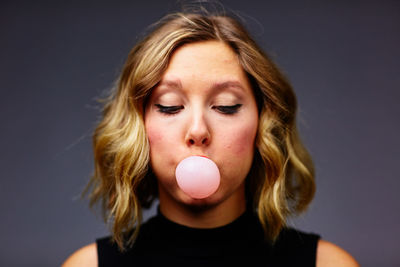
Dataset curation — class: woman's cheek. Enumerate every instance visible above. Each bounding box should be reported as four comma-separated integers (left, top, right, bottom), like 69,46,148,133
230,125,257,156
146,124,164,147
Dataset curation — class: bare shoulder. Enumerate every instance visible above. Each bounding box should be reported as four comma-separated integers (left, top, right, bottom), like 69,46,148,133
316,239,359,267
62,243,98,267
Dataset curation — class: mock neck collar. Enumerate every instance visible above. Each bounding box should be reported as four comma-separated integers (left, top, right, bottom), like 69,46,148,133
145,207,264,246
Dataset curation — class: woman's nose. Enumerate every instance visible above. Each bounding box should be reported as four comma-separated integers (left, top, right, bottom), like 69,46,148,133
185,110,211,147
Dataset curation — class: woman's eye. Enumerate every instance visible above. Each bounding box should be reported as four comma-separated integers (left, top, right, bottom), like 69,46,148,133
213,104,242,114
155,104,184,115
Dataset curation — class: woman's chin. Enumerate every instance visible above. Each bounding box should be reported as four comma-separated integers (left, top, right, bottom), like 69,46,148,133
177,190,224,208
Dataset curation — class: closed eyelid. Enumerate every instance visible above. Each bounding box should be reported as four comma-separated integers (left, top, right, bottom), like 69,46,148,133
151,91,183,104
211,96,243,108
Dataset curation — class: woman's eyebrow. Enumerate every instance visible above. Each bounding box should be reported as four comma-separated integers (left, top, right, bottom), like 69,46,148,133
158,79,246,93
211,80,246,92
158,79,182,89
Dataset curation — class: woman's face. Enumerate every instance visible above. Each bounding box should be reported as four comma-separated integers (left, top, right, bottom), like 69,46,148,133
144,41,259,208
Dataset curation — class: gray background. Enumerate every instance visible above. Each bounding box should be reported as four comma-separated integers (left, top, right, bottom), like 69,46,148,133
1,1,399,266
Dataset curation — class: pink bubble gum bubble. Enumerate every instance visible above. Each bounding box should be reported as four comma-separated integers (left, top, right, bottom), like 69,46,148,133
175,156,220,199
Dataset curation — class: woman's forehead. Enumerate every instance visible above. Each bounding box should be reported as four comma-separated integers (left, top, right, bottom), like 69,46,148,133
165,41,241,73
153,41,251,94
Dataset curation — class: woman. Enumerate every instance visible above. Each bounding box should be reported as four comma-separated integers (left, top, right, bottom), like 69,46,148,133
63,10,359,267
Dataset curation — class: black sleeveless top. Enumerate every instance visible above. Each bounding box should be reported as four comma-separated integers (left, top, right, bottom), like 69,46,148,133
96,210,320,267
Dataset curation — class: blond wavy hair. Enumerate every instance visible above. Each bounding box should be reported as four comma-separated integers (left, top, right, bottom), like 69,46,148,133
85,11,315,250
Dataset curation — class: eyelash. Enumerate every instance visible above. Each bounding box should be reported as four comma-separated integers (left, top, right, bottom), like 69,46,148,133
212,104,242,114
155,104,242,115
155,104,183,115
